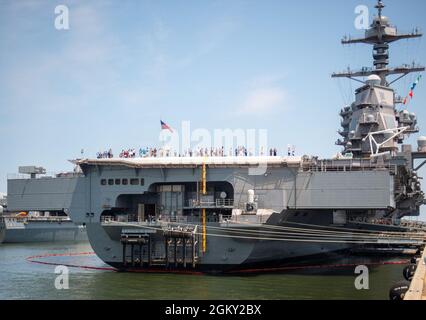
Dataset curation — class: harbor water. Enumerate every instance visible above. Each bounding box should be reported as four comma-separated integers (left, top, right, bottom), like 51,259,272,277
0,242,410,300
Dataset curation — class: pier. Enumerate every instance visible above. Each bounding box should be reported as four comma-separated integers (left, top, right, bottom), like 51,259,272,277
404,247,426,300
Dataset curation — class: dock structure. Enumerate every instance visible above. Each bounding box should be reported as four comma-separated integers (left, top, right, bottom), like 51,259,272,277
404,247,426,300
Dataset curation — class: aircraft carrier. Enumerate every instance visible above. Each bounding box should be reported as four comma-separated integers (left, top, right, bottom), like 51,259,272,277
5,1,426,272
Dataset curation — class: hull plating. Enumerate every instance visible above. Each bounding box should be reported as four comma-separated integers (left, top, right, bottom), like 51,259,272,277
0,221,88,243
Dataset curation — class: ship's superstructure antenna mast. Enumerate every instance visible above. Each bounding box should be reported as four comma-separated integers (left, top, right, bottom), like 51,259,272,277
332,0,424,86
333,1,423,159
376,0,384,19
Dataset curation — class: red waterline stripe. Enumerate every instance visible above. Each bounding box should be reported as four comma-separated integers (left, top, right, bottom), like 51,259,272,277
230,260,411,274
26,252,117,272
26,252,410,275
25,252,201,274
26,251,95,260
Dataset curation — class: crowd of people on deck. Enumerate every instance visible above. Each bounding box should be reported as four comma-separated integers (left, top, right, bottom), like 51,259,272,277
96,149,113,159
120,149,137,158
95,145,296,159
287,145,296,157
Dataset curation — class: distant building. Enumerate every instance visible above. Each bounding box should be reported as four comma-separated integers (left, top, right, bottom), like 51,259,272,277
0,193,7,207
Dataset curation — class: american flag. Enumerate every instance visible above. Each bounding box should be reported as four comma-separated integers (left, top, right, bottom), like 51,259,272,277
160,120,173,133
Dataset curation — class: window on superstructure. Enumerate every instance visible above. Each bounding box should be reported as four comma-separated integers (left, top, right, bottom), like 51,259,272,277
108,179,114,186
122,179,128,185
115,179,121,185
140,178,145,186
101,179,107,186
130,178,139,185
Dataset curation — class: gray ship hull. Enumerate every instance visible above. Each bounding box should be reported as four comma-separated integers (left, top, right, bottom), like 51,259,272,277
0,218,88,243
107,243,352,274
8,157,425,273
88,210,415,274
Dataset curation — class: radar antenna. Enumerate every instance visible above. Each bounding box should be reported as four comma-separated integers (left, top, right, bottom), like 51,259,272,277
333,1,423,159
376,0,384,19
332,0,424,86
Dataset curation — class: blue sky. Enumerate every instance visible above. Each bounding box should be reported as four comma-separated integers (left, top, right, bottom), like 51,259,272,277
1,0,426,218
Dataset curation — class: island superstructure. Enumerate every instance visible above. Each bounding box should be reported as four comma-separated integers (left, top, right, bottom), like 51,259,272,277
6,1,426,272
333,0,423,159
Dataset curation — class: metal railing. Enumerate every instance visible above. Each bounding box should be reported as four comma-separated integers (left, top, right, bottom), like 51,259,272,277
348,216,397,225
163,215,220,224
216,199,234,207
185,198,234,208
224,213,268,225
101,213,224,225
2,215,71,224
348,216,426,232
400,220,426,231
302,159,397,174
101,214,139,223
7,171,83,180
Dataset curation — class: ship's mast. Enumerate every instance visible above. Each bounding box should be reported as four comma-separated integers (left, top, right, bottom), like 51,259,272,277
332,0,424,86
333,0,424,159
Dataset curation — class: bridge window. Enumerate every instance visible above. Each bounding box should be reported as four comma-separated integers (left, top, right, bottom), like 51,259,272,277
108,179,114,186
122,179,128,185
130,178,139,185
115,179,121,185
141,178,145,186
101,179,107,186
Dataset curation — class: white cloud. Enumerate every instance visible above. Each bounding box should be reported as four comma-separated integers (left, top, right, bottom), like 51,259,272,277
248,74,287,87
239,87,287,115
236,75,288,115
